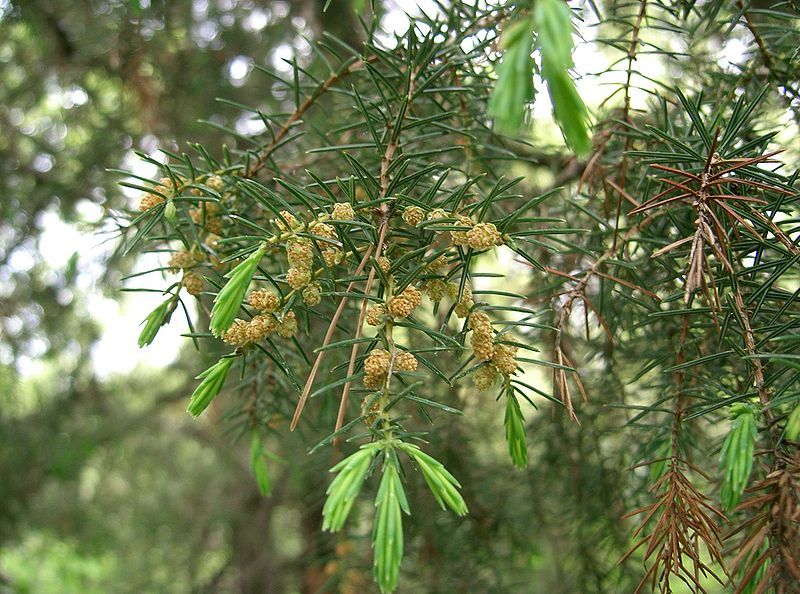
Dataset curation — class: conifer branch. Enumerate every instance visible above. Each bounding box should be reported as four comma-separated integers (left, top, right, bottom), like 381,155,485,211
245,56,378,179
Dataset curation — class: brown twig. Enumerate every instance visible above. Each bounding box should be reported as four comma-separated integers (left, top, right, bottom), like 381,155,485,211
550,212,658,421
333,65,420,435
738,1,773,71
334,221,389,434
244,57,377,179
290,244,374,430
621,316,728,593
292,58,420,432
630,139,797,307
728,448,800,593
729,292,771,416
616,0,648,189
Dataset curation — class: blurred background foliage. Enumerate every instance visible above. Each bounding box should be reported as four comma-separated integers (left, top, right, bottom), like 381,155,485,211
1,0,798,593
0,1,367,592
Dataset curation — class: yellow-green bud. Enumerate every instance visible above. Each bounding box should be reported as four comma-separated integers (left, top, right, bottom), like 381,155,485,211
332,202,355,220
277,311,298,338
403,206,425,226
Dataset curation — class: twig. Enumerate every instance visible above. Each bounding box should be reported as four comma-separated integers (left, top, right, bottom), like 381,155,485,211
290,245,374,430
334,65,420,434
551,212,658,419
245,57,377,179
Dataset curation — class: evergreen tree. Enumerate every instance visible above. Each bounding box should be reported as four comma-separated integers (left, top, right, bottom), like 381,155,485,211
26,0,800,592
